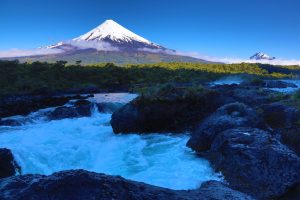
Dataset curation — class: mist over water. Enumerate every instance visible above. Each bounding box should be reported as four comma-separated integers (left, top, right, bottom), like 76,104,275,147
0,94,221,190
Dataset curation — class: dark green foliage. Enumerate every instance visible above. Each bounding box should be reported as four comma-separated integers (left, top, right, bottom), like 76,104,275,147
0,60,293,96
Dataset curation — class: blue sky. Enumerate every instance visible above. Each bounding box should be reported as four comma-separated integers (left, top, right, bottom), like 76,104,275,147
0,0,300,59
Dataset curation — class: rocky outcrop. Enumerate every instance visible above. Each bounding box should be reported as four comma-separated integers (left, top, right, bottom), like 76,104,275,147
211,84,276,107
207,127,300,199
48,106,79,120
0,148,20,179
111,87,225,134
0,94,92,118
186,101,300,199
264,80,298,88
261,102,300,129
48,100,93,120
261,102,300,155
0,170,254,200
187,102,266,152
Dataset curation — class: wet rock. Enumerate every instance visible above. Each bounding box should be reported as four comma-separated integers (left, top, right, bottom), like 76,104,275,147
0,94,90,118
261,102,300,129
187,102,265,152
0,119,21,126
74,100,93,116
0,148,20,179
205,127,300,199
47,100,94,120
111,88,223,134
210,84,279,108
0,170,254,200
261,102,300,155
264,80,298,88
48,106,79,120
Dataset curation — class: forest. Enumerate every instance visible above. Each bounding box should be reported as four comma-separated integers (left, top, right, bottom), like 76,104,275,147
0,60,294,96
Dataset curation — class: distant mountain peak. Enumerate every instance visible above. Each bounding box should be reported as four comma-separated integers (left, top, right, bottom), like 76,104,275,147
250,52,275,60
73,19,152,45
26,20,210,64
48,19,164,51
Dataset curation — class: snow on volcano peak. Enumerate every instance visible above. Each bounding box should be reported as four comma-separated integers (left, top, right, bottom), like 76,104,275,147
250,52,276,60
73,19,153,45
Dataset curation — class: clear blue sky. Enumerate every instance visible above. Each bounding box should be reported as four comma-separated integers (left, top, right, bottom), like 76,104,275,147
0,0,299,59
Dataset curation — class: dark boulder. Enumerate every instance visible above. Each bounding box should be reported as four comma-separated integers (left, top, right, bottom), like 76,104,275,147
0,169,254,200
187,102,265,152
261,102,300,129
0,94,92,118
111,87,225,134
0,148,20,179
206,127,300,199
261,102,300,155
210,84,274,107
74,100,93,116
48,100,94,120
48,106,79,120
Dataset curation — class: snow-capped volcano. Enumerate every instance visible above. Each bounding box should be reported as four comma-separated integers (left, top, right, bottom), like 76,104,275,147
74,19,152,44
48,19,165,51
250,52,275,60
11,19,209,64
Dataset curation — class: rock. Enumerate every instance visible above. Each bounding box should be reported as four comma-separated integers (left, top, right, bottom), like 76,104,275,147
0,119,21,126
210,84,274,107
74,100,93,116
0,94,91,118
48,100,94,120
277,183,300,200
0,170,254,200
0,148,20,179
281,129,300,156
48,106,79,120
198,181,255,200
261,102,300,129
187,102,265,152
111,88,224,134
264,80,298,88
207,127,300,199
261,102,300,155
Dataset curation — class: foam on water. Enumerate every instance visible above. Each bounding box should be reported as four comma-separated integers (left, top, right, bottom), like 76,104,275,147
0,94,221,190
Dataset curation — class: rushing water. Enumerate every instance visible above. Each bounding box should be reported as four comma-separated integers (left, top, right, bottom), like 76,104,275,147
0,93,221,190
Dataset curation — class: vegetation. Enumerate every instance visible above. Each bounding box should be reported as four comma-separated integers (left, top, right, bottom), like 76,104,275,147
0,60,295,96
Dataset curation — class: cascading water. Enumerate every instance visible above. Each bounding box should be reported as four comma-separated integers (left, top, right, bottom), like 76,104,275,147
0,93,221,190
